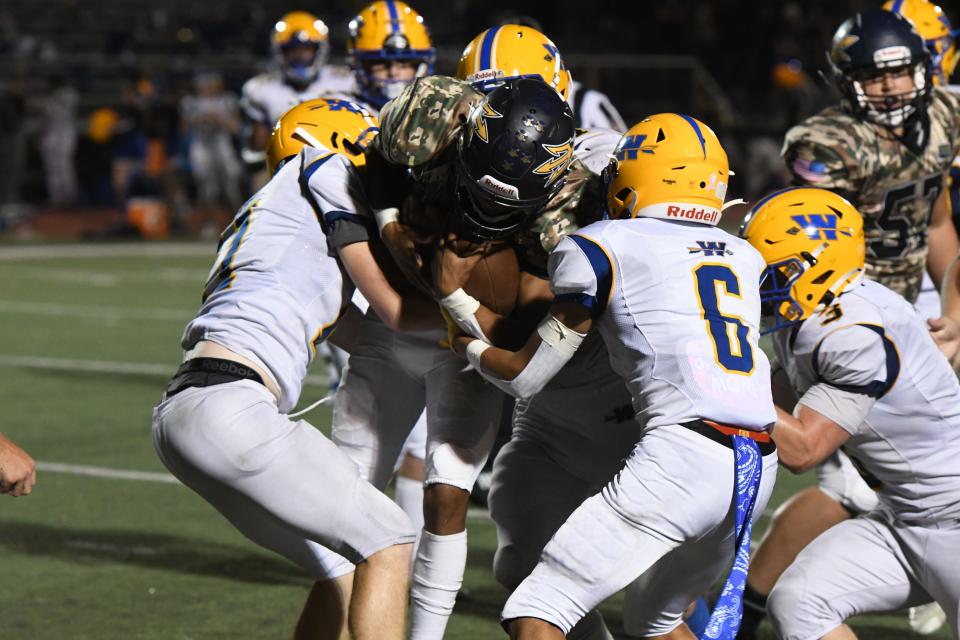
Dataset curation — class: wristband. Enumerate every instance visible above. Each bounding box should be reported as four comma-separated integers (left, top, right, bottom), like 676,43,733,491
466,339,491,371
374,207,400,234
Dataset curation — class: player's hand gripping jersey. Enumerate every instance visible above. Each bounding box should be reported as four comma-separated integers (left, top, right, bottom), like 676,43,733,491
549,218,775,431
373,75,608,274
182,147,367,413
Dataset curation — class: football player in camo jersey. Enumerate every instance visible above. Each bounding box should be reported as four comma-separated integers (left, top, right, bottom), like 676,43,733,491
740,9,960,638
330,78,576,640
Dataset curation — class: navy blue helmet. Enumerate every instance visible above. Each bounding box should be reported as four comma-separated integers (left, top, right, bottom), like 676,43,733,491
454,78,575,242
829,9,932,127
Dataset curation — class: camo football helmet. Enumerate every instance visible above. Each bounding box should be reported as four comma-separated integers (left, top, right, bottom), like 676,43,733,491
883,0,958,85
456,25,570,100
454,78,575,242
347,1,435,109
272,11,330,87
267,98,379,174
739,187,865,334
829,9,932,127
605,114,729,225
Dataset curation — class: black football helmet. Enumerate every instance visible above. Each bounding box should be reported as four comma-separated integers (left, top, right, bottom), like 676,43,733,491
829,9,932,128
454,78,575,242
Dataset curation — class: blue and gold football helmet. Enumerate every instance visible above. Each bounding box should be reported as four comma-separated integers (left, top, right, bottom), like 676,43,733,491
605,114,729,225
884,0,958,85
456,25,570,100
739,187,865,333
267,98,379,174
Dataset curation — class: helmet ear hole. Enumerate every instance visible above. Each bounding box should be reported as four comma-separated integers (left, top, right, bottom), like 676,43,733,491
810,269,834,285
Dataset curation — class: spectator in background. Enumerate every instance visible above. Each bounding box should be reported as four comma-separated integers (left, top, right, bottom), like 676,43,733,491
0,74,26,205
0,432,36,497
34,73,79,206
180,72,242,235
111,79,150,210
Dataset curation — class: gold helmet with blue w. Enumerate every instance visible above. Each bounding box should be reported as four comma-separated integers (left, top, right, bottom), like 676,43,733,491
272,11,330,87
605,114,729,225
267,98,379,174
884,0,958,85
739,187,865,334
456,25,570,100
347,1,435,108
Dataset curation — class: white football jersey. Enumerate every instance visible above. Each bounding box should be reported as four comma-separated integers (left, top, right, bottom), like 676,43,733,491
240,67,357,126
571,128,621,175
549,217,775,432
772,279,960,523
182,147,368,412
567,80,626,133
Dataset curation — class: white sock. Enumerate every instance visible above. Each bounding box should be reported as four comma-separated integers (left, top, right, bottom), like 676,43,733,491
409,530,468,640
568,609,614,640
394,474,424,551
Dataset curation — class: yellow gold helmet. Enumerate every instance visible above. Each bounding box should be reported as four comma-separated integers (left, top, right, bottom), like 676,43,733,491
456,25,570,100
272,11,330,86
347,1,435,108
605,114,729,225
267,98,379,175
884,0,958,84
739,187,865,334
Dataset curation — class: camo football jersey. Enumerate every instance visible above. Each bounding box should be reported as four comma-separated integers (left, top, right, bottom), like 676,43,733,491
782,87,960,303
372,75,609,276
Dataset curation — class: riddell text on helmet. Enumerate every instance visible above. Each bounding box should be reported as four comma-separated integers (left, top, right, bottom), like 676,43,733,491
667,205,719,223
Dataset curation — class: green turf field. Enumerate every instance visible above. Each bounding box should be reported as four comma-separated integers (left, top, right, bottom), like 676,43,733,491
0,242,948,639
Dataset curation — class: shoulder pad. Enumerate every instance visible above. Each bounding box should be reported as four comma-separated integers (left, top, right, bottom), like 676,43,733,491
374,75,484,168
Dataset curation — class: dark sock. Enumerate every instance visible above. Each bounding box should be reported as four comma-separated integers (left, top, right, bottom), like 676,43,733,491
737,583,768,639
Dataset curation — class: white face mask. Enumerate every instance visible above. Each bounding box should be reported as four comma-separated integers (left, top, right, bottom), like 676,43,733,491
852,63,926,127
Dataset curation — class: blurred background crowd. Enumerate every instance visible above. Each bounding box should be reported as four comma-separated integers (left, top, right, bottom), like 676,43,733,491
1,0,954,239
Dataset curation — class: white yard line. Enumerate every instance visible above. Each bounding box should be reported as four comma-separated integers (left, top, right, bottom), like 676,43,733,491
0,299,194,322
34,461,494,521
0,354,328,386
36,462,182,484
0,242,213,261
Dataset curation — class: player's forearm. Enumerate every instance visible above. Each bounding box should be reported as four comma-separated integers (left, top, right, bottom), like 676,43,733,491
927,189,958,290
940,254,960,319
770,406,822,474
454,315,584,399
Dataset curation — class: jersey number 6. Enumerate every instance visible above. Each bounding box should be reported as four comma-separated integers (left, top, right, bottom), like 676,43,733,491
693,264,755,374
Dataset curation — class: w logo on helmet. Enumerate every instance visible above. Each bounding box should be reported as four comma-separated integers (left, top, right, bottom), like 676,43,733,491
790,214,852,240
472,103,503,144
615,134,653,161
533,141,574,188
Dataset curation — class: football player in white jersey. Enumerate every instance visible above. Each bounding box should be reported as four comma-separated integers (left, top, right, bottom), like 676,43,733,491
451,114,779,639
739,187,960,639
239,12,355,173
151,100,440,640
